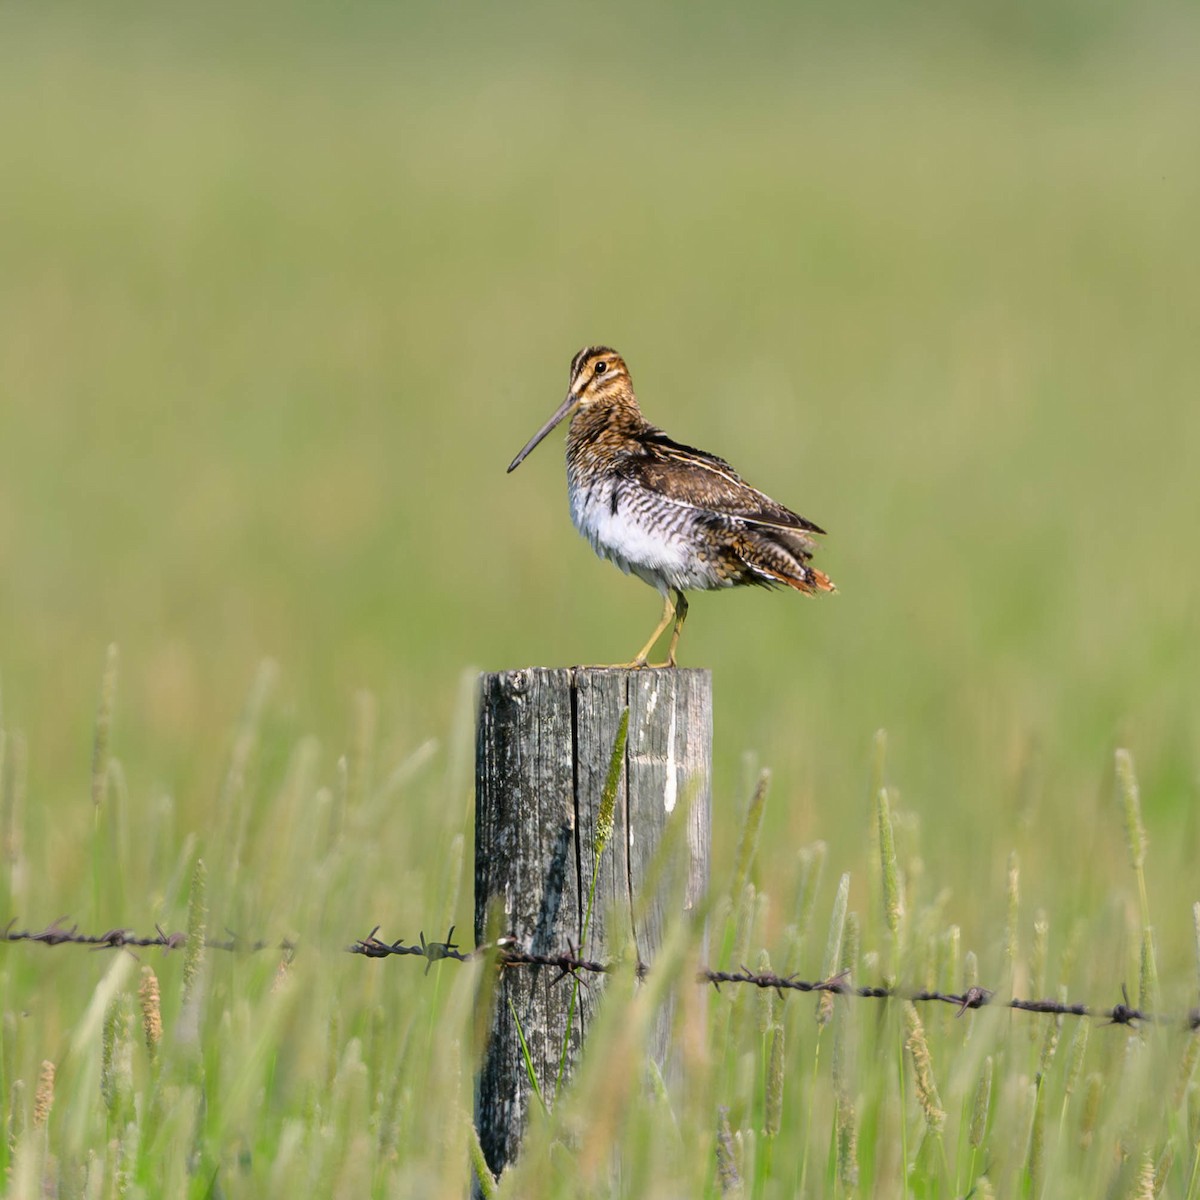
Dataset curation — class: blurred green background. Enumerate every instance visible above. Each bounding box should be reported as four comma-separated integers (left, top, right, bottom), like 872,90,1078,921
1,2,1198,938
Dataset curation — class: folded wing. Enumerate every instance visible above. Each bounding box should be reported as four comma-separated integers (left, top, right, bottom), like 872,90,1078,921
617,430,825,536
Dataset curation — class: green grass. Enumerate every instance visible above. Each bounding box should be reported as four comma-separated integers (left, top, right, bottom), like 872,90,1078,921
1,2,1199,1196
2,673,1196,1197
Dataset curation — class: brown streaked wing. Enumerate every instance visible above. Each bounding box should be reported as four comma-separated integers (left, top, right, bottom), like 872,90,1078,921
616,429,827,536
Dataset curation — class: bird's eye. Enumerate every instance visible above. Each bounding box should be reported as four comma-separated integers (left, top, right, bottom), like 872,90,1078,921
594,361,608,375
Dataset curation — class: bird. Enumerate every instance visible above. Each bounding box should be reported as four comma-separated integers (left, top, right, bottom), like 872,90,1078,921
507,346,835,667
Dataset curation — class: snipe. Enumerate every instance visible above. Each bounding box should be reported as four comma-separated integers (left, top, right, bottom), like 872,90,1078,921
507,346,835,667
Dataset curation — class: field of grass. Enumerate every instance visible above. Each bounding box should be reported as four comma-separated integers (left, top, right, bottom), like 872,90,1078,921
1,2,1199,1196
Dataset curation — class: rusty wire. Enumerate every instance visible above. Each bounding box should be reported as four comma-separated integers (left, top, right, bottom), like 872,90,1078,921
6,917,1199,1030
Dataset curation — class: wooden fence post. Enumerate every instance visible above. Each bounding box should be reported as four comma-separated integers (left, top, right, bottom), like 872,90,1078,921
474,666,712,1180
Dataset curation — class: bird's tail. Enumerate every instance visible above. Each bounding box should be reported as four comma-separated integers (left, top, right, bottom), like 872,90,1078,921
797,565,837,594
775,563,837,595
736,530,837,595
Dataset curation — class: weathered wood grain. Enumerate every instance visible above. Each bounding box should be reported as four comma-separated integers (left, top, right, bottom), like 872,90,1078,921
474,667,712,1181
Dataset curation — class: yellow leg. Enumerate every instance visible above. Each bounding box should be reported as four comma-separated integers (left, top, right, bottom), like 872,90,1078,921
624,592,676,668
665,591,688,666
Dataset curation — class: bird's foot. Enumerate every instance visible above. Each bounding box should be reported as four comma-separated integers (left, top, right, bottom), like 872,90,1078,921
589,657,676,670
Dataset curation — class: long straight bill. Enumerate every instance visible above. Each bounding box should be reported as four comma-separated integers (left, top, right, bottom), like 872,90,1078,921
506,392,577,473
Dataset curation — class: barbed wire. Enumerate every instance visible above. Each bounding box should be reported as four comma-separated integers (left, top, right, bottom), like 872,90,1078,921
7,916,1199,1031
3,917,297,957
353,928,1200,1029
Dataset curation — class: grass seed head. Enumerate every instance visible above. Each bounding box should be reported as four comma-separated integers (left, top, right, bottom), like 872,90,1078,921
271,954,292,994
764,1023,784,1138
822,873,850,980
836,1090,860,1189
842,910,860,982
1138,926,1159,1016
876,789,903,972
818,873,850,1026
9,1077,25,1144
716,1106,743,1196
731,882,757,974
595,708,628,860
903,1002,945,1132
1153,1145,1174,1196
970,1056,993,1149
1031,911,1049,999
101,998,134,1117
1133,1151,1155,1200
1065,1020,1090,1099
1173,1030,1200,1109
1006,851,1020,990
181,857,208,1016
33,1059,55,1128
1115,749,1147,872
139,966,163,1060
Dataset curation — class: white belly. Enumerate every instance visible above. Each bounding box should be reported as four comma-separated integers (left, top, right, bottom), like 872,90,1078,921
568,476,719,592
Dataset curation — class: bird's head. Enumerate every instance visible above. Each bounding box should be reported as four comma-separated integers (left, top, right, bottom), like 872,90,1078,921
566,346,631,408
507,346,632,473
